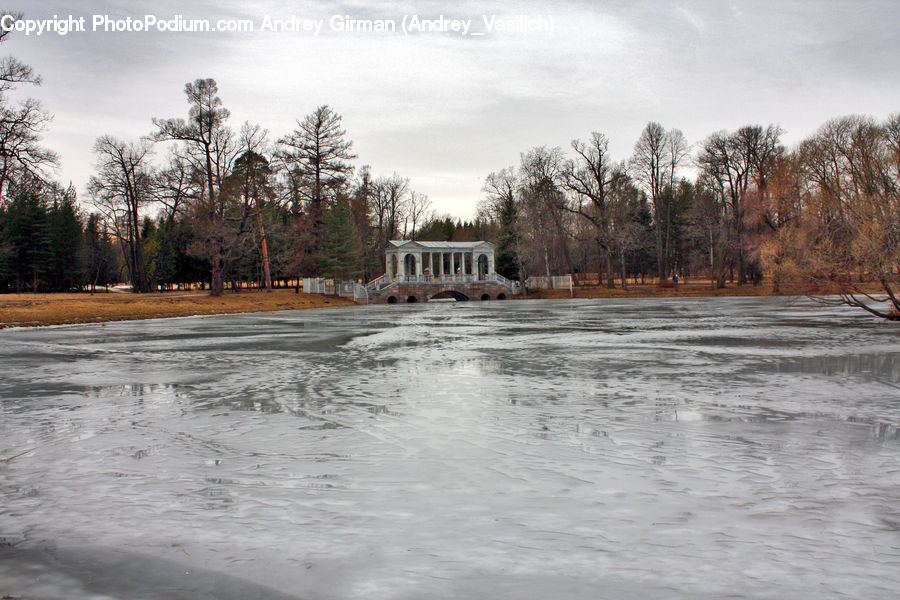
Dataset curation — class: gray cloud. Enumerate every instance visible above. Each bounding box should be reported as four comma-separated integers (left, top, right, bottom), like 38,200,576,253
4,0,898,217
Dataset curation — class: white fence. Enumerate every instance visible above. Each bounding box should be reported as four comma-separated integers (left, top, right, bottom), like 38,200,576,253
306,272,520,302
303,278,368,302
526,275,573,292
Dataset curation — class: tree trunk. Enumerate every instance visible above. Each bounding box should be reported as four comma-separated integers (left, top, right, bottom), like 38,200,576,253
255,203,272,291
654,207,665,283
210,255,225,296
605,249,614,289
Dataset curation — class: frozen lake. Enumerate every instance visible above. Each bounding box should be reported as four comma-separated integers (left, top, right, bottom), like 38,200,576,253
1,297,899,599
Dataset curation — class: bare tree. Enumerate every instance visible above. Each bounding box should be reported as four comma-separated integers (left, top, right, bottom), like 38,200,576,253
688,174,731,289
152,78,237,295
371,172,409,247
155,148,200,224
228,123,273,290
697,124,782,285
405,191,432,240
630,122,687,282
87,136,155,292
519,146,574,280
0,18,58,199
562,133,625,287
225,148,274,290
0,98,58,198
753,151,804,293
479,167,523,281
781,114,900,319
606,176,647,289
350,165,377,279
0,16,41,91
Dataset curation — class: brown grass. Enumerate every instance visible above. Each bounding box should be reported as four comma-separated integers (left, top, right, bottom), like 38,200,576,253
1,278,875,329
0,290,356,329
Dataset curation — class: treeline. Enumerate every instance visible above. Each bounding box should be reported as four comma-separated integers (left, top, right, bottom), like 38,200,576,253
0,179,117,292
0,23,111,292
0,20,896,317
476,115,898,318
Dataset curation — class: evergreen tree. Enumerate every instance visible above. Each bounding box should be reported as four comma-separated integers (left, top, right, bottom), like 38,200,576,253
493,195,521,280
416,215,457,241
0,198,10,290
82,213,117,291
45,186,83,291
480,168,522,280
320,194,361,281
278,105,356,274
2,180,51,291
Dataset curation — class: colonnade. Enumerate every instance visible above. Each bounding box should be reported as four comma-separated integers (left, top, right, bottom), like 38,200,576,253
387,250,494,280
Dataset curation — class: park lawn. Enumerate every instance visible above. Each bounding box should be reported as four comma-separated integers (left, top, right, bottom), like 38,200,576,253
0,289,356,329
0,279,867,328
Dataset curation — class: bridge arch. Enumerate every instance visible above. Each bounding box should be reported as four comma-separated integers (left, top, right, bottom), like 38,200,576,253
429,290,469,302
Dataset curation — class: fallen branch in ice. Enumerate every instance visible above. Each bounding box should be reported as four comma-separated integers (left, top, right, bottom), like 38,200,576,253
0,448,34,463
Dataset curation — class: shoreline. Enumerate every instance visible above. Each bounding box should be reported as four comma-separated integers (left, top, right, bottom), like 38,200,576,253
0,282,810,329
0,290,357,329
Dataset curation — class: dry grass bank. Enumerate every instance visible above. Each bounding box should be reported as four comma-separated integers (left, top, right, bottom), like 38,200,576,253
1,279,862,329
0,290,356,329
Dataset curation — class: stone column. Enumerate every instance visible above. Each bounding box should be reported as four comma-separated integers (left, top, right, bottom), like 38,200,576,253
416,252,423,276
450,252,456,277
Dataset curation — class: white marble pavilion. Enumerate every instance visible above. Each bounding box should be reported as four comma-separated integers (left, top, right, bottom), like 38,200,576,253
385,240,496,282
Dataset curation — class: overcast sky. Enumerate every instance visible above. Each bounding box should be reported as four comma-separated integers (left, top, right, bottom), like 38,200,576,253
5,0,899,218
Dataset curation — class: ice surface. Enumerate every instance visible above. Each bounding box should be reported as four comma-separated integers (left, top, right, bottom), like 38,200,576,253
1,297,898,599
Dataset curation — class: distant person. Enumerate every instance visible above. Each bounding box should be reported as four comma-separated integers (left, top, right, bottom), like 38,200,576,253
673,273,679,284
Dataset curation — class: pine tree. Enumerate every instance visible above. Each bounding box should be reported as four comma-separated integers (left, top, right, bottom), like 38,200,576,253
320,195,361,281
3,181,51,291
46,186,83,291
278,105,356,273
82,213,117,292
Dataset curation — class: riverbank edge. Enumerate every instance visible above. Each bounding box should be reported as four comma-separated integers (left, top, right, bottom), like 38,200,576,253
0,290,357,329
0,283,813,329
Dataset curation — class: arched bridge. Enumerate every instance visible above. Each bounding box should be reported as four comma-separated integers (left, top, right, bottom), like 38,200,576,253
366,273,518,304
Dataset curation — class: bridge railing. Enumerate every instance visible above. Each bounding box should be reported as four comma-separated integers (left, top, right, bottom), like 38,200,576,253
387,273,517,287
366,274,391,293
493,273,516,289
395,274,477,283
306,272,520,301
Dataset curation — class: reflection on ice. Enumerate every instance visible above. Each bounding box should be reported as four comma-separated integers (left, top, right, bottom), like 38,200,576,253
1,297,898,599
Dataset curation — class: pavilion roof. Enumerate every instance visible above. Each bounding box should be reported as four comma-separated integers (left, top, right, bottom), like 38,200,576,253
388,240,494,250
